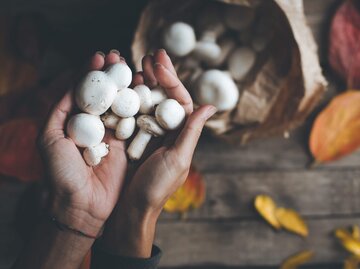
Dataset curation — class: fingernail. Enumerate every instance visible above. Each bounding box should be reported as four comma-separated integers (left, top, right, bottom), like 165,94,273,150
205,106,217,119
158,48,167,55
120,56,126,62
95,51,105,57
110,49,120,56
154,62,163,69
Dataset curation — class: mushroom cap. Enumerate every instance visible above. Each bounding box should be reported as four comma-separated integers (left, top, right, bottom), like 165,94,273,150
105,63,132,90
194,70,239,112
155,99,186,130
137,115,165,137
75,71,118,116
193,41,222,66
101,112,120,130
151,87,168,105
228,47,256,81
67,113,105,148
163,22,196,57
133,84,153,114
223,5,255,31
111,88,140,118
115,117,136,140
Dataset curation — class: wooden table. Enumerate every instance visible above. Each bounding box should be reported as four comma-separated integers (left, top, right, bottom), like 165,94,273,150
1,0,356,268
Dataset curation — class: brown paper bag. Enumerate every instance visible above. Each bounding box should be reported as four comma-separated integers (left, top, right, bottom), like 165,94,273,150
132,0,327,144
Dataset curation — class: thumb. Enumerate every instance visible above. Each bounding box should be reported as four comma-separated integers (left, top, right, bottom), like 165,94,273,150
171,105,217,161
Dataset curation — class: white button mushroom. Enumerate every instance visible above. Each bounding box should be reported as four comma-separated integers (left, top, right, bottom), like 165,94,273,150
228,47,256,81
83,142,109,166
151,87,167,105
111,88,140,118
75,71,118,116
101,112,120,129
223,5,255,31
115,117,136,140
204,37,236,67
67,113,105,148
155,99,185,130
194,70,239,112
163,22,196,57
105,62,132,90
127,115,165,160
133,84,153,114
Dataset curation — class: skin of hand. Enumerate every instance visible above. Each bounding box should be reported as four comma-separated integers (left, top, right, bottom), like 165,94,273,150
99,49,217,258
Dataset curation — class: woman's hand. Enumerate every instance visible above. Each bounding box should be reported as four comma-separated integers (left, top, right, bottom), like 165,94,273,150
39,51,128,236
100,49,216,257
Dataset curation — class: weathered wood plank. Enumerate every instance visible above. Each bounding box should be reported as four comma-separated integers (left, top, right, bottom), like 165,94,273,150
160,169,360,220
155,217,358,267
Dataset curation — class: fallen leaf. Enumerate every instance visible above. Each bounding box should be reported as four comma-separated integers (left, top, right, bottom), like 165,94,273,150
164,167,205,214
254,194,281,230
310,90,360,163
335,227,360,256
275,207,309,237
279,250,314,269
0,118,43,182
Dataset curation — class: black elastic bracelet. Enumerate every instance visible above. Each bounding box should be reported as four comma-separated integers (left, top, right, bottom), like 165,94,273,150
49,215,103,239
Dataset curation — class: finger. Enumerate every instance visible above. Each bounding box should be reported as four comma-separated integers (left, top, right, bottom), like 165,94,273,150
89,51,105,70
153,62,193,114
131,71,145,87
154,49,177,76
171,105,217,160
44,90,74,135
104,49,123,68
142,55,158,88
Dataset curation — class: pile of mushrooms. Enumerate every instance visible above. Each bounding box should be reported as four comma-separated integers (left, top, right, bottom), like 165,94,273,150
162,4,271,112
66,63,185,166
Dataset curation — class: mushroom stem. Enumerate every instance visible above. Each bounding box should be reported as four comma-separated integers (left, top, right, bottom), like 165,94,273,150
83,142,109,166
127,130,152,160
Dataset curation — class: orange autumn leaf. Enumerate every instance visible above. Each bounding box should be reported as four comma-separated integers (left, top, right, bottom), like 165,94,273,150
275,208,309,237
164,167,205,213
335,227,360,256
310,90,360,163
0,118,43,182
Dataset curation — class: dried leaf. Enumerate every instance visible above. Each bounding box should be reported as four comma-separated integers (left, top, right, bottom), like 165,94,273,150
275,207,309,237
254,194,281,230
310,90,360,163
164,167,205,213
335,227,360,256
0,118,43,182
280,250,314,269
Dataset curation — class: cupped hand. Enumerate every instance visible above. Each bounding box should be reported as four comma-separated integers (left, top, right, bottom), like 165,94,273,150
39,51,128,236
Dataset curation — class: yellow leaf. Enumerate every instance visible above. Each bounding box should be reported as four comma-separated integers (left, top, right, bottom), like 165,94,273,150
275,208,309,237
335,228,360,256
280,250,314,269
310,90,360,163
352,225,360,240
254,194,281,230
164,167,205,214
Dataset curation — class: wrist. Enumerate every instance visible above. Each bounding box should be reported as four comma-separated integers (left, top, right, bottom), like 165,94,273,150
50,195,105,237
99,201,159,258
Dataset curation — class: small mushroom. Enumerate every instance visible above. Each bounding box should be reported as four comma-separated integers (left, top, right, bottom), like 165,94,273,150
163,22,197,57
194,70,239,112
134,84,153,114
115,117,136,140
105,62,132,90
155,99,186,130
151,87,167,105
127,115,165,160
75,71,118,116
83,142,109,166
67,113,105,148
101,112,136,140
205,37,237,67
223,5,255,31
111,88,140,118
228,47,256,81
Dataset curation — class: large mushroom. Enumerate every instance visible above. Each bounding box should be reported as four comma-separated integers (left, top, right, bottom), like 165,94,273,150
155,99,185,130
111,88,140,118
163,22,197,57
105,62,132,90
